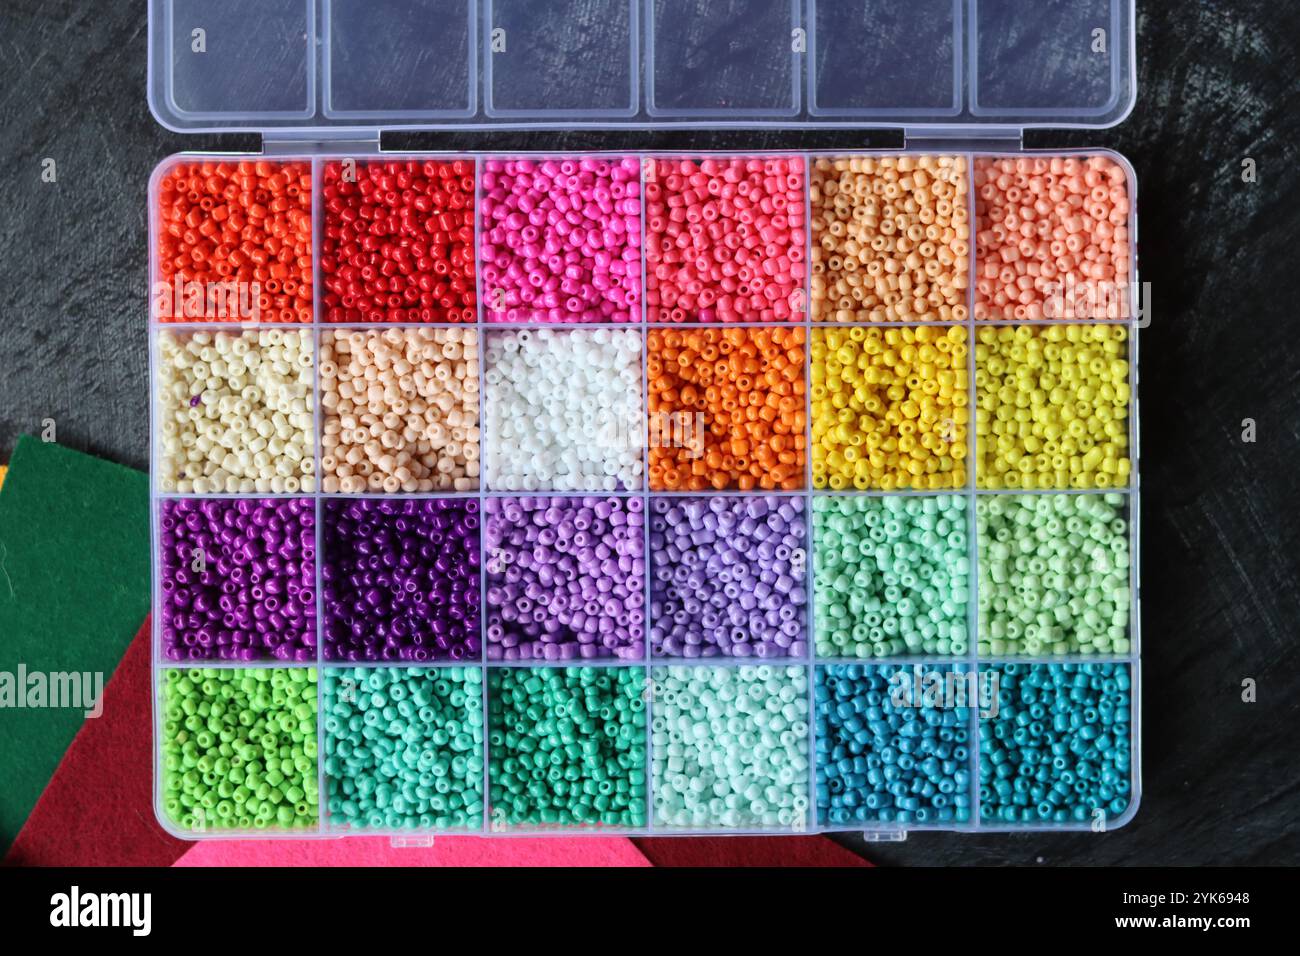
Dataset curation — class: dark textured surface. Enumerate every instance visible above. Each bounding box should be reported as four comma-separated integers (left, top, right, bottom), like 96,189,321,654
1,2,1298,865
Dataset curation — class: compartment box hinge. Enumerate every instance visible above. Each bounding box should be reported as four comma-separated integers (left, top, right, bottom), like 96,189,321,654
905,126,1023,153
262,130,381,156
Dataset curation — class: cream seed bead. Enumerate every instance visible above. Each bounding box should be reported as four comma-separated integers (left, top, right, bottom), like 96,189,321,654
652,665,811,830
811,155,970,323
484,328,644,492
320,328,480,494
158,330,316,493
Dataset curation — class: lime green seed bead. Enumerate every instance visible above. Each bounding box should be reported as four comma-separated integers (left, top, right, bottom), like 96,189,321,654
977,494,1130,656
161,667,318,833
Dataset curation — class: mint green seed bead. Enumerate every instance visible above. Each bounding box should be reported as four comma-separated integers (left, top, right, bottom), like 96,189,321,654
652,666,809,830
814,495,970,659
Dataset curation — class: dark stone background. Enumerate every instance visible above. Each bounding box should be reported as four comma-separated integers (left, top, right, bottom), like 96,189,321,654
0,2,1296,865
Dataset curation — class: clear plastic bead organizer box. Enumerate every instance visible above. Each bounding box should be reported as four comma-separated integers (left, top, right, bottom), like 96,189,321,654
147,0,1141,838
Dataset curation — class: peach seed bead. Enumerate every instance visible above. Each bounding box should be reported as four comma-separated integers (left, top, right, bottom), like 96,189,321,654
319,327,480,494
810,155,970,323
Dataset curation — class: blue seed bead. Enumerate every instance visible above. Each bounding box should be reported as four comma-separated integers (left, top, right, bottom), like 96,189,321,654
815,664,973,827
978,663,1132,826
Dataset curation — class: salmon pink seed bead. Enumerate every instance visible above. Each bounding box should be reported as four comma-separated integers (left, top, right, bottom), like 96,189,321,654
974,155,1132,320
645,156,807,322
480,156,642,323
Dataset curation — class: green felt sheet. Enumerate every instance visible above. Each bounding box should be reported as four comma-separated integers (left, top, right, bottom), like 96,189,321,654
0,435,150,853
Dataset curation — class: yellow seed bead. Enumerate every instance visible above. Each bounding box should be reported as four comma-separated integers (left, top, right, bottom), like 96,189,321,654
812,325,968,490
976,324,1130,490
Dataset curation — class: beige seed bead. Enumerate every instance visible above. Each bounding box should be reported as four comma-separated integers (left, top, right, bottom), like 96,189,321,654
810,154,970,323
320,327,480,492
157,329,316,492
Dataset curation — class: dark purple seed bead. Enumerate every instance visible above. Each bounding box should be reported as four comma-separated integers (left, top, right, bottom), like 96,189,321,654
322,498,480,662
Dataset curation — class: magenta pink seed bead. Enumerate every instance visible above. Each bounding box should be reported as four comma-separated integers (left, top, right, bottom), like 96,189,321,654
481,157,643,324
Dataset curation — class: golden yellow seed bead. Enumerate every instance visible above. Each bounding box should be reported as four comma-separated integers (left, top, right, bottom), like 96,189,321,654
812,325,968,490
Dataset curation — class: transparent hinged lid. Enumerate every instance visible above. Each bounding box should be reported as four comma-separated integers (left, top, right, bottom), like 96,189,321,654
148,0,1135,134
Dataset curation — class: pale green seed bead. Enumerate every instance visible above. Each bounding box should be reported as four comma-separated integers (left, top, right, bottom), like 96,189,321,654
977,494,1131,656
652,665,809,830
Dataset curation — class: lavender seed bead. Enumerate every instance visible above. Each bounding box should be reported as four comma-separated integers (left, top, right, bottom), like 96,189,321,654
650,495,808,659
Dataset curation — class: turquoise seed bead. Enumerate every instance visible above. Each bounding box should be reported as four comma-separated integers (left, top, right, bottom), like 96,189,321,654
323,666,483,831
979,663,1132,825
814,495,969,658
977,494,1130,656
652,665,810,830
161,667,318,833
487,667,647,829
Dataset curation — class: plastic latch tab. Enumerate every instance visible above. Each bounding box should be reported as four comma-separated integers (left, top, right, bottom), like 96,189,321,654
905,125,1023,153
389,835,435,849
862,830,909,843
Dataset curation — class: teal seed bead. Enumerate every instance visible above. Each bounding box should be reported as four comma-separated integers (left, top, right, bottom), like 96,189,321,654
323,666,483,831
487,667,646,829
813,496,969,659
161,667,318,833
651,665,810,830
978,663,1132,824
977,494,1130,656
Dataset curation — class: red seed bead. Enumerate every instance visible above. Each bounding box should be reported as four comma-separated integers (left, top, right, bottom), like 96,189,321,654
321,159,477,324
156,160,313,323
645,156,807,323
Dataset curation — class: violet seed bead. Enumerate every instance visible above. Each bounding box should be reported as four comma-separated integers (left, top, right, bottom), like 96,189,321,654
160,498,317,662
650,495,808,659
485,496,645,660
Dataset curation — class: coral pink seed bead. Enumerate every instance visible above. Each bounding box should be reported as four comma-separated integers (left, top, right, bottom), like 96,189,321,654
973,154,1133,321
479,156,642,324
645,156,806,323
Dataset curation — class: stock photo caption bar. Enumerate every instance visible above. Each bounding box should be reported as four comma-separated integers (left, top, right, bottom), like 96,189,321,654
146,0,1140,839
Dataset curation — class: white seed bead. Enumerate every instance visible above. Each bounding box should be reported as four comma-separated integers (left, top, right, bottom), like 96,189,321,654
483,328,644,492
